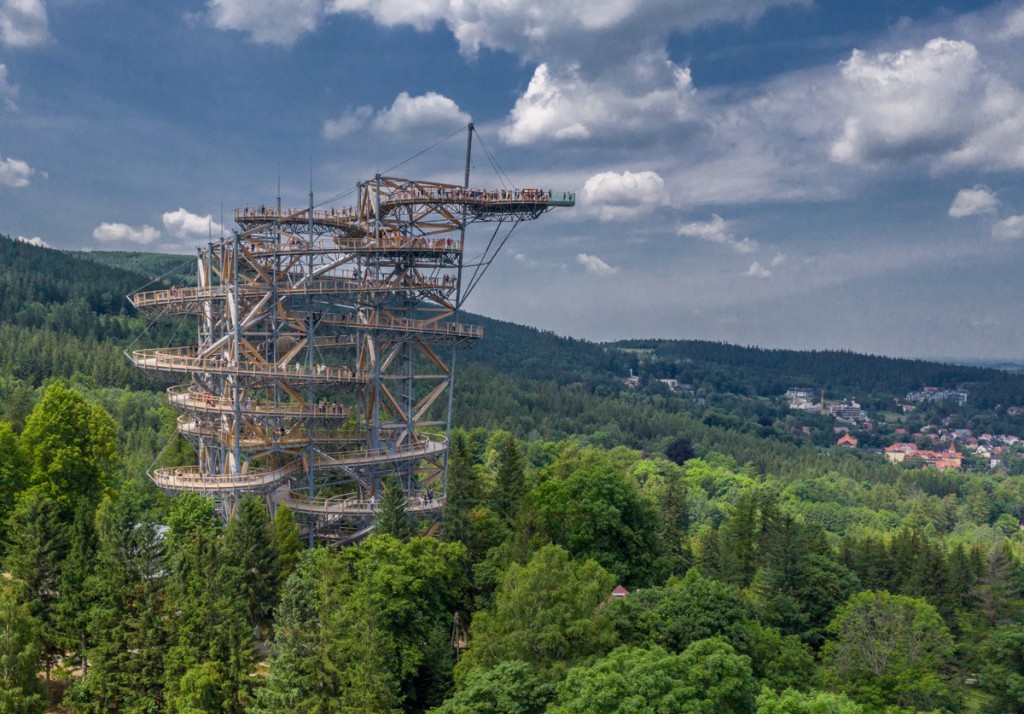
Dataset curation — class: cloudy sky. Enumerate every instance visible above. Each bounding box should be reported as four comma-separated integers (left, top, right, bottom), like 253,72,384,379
3,0,1024,361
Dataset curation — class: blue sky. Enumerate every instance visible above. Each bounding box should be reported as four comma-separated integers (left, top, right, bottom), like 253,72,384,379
3,0,1024,360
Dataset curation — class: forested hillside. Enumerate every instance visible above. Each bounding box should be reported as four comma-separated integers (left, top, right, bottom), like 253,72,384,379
618,338,1024,409
2,235,1024,713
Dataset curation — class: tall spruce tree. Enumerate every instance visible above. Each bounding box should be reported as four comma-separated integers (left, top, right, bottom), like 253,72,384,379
271,504,302,588
162,494,256,713
442,430,481,545
0,421,27,551
72,490,168,712
55,502,97,677
0,579,45,714
223,495,278,630
3,484,69,682
376,475,413,540
491,433,526,525
250,565,322,713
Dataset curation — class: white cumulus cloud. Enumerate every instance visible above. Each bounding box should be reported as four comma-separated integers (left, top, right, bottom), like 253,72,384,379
677,214,758,253
451,0,808,64
205,0,807,59
17,235,49,248
829,39,983,166
328,0,446,32
949,186,999,218
992,215,1024,241
207,0,324,46
826,37,1024,172
0,0,48,47
746,261,771,278
576,252,618,276
0,155,35,187
92,222,161,245
162,208,225,242
500,54,697,145
371,91,470,134
323,105,373,139
581,169,667,221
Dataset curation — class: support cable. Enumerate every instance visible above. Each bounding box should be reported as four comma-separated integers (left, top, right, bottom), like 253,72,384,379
462,222,521,303
127,254,196,295
474,130,517,190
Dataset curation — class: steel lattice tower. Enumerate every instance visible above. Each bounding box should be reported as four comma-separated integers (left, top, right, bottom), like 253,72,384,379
129,129,574,542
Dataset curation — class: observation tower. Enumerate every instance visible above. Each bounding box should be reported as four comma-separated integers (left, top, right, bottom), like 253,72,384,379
128,125,574,543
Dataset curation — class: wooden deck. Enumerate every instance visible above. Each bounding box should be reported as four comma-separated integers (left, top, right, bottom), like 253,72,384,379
286,492,445,516
131,348,368,383
151,438,446,493
130,275,458,315
176,419,367,448
167,385,351,419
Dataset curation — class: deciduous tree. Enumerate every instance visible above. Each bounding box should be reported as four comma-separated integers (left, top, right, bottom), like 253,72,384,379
550,640,757,714
19,381,118,516
822,590,956,711
455,544,616,683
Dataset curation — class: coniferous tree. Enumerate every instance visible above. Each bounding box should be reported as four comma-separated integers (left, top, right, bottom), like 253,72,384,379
755,515,859,646
718,490,761,586
658,469,692,573
250,566,321,713
694,525,725,579
1,384,35,433
375,475,412,540
973,541,1024,626
3,484,69,682
0,421,27,550
490,433,526,525
271,504,302,588
162,494,256,713
55,502,97,677
945,542,976,614
223,494,278,630
978,624,1024,713
0,579,45,714
442,430,482,545
73,490,167,712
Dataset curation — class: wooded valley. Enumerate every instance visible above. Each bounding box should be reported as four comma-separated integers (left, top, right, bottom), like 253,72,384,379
1,234,1024,713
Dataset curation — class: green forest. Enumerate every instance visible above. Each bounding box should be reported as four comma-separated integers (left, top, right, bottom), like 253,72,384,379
2,234,1024,713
